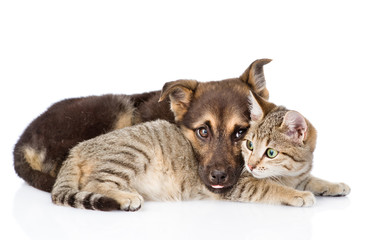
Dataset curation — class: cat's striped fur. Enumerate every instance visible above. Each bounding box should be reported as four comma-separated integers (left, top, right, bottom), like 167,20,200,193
52,119,325,211
240,91,351,204
52,120,215,211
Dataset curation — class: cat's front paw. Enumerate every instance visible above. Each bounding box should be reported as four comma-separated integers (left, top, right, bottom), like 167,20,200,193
119,193,144,211
314,182,351,197
287,191,316,207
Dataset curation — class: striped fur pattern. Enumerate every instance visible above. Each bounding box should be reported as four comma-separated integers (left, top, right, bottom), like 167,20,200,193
238,92,351,206
51,120,219,211
14,59,271,193
53,119,331,211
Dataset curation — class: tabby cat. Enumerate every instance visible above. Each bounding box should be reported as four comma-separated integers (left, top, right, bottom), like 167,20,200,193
239,91,351,203
52,94,350,211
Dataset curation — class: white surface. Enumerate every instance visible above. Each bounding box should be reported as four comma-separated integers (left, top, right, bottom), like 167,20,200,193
1,1,373,239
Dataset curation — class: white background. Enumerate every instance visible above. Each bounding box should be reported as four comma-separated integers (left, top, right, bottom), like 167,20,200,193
1,1,373,239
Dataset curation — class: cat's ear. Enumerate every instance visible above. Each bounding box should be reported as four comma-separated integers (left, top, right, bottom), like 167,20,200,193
248,91,264,122
248,90,276,123
159,79,198,122
240,59,272,100
281,111,308,143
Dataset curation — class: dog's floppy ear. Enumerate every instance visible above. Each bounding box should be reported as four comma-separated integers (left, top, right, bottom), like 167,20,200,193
240,59,272,100
159,79,198,122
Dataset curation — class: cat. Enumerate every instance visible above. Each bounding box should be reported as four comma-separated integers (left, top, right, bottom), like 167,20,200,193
52,107,349,211
52,120,216,211
239,91,351,202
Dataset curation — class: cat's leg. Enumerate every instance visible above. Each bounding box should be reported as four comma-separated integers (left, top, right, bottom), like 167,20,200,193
225,174,315,207
84,178,144,211
299,175,350,196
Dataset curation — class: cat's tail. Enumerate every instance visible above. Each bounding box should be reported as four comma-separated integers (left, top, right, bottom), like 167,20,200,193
51,189,120,211
51,160,120,211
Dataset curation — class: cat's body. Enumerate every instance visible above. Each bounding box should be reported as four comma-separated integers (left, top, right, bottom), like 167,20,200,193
241,91,350,199
52,120,216,211
52,92,351,211
52,119,323,211
15,59,272,193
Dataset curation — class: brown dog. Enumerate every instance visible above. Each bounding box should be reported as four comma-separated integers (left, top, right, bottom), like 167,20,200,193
13,59,272,193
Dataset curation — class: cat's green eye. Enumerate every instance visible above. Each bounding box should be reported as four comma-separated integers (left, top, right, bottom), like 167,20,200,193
266,148,278,158
246,140,254,151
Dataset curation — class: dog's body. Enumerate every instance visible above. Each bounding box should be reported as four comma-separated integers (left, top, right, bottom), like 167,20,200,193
14,59,272,193
13,92,165,191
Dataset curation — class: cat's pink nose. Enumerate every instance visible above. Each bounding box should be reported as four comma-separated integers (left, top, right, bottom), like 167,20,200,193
247,164,254,171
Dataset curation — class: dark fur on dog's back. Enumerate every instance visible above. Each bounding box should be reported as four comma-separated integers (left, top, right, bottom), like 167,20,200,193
14,59,272,192
14,93,164,191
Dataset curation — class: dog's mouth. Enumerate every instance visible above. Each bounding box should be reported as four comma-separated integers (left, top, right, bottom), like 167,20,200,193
198,167,239,194
211,185,224,189
205,183,233,194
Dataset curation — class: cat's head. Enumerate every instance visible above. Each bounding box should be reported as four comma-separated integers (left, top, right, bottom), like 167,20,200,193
241,91,317,179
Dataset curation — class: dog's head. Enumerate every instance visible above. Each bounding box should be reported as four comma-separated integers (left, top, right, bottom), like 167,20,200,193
159,59,272,193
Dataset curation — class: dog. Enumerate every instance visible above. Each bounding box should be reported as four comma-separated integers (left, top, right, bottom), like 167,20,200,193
13,59,272,193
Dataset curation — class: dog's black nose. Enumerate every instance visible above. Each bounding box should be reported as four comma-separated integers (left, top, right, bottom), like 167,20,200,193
210,170,227,184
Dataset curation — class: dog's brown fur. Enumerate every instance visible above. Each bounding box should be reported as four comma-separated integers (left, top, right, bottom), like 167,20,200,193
13,59,272,193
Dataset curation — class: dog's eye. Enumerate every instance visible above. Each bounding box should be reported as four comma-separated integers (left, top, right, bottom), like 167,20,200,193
234,128,247,140
196,127,209,139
